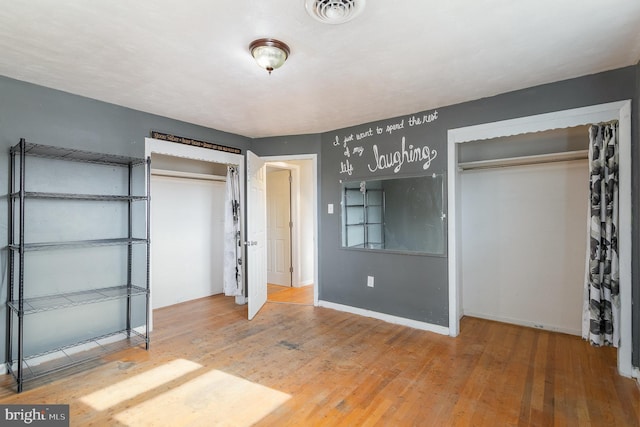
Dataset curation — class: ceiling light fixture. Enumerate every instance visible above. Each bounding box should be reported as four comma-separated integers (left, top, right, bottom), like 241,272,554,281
249,38,290,75
305,0,366,25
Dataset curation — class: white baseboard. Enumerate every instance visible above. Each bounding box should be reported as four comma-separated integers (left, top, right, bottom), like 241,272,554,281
5,327,150,369
318,300,449,335
463,311,581,336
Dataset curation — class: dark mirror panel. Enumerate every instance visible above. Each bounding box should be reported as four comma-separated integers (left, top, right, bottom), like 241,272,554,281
341,174,445,255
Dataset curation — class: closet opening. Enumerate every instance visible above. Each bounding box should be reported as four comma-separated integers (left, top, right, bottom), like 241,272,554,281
150,153,228,310
145,137,246,330
458,126,589,336
447,101,633,377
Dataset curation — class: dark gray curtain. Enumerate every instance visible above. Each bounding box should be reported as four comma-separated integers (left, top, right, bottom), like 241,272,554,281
582,122,619,347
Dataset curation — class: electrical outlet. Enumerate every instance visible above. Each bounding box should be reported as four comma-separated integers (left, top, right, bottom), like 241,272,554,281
367,276,374,288
328,203,334,214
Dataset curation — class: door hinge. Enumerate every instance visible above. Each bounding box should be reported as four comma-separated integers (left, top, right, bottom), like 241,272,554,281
289,266,293,273
289,221,293,229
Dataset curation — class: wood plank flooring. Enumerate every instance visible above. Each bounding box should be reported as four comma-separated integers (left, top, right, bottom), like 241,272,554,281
267,283,314,304
0,295,638,426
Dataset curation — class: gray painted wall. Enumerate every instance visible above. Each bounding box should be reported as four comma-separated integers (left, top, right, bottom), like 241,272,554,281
1,64,638,369
318,67,637,335
0,76,250,361
251,134,322,157
255,68,638,366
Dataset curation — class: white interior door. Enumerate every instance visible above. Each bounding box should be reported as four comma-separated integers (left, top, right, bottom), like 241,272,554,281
267,169,292,286
247,151,267,320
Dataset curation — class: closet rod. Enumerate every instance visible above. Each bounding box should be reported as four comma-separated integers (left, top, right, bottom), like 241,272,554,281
458,149,588,171
150,168,226,182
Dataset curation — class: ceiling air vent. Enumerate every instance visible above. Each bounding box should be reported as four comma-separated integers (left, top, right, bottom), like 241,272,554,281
305,0,366,25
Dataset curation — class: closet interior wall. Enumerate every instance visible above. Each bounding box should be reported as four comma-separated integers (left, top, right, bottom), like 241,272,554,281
150,154,227,309
459,125,590,334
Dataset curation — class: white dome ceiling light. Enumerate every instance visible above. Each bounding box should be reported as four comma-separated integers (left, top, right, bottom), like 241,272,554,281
249,38,291,75
305,0,366,25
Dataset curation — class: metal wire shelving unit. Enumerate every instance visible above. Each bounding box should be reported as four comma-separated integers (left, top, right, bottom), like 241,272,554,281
6,138,151,392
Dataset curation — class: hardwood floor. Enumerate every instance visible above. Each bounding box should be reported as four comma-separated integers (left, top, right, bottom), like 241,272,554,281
0,295,638,426
267,283,314,304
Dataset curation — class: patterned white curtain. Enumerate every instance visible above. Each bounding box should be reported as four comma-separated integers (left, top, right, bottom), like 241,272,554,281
223,165,243,296
582,122,619,347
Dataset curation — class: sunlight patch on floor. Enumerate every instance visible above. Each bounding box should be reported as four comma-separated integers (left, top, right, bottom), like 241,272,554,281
81,359,202,411
114,370,291,426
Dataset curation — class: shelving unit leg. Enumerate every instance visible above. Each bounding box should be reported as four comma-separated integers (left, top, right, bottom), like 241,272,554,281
145,157,151,350
17,138,26,392
6,143,15,378
126,164,133,337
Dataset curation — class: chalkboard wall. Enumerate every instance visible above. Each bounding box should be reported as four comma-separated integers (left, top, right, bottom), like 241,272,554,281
254,65,639,366
315,66,638,333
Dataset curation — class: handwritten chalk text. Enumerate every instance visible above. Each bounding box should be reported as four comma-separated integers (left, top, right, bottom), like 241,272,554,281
340,159,354,175
408,110,438,126
367,137,438,173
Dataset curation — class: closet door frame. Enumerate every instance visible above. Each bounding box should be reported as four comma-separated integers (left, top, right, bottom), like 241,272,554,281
446,100,633,378
145,137,245,331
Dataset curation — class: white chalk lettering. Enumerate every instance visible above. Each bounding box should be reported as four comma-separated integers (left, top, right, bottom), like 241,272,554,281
367,137,438,173
340,159,354,175
385,120,405,134
408,110,439,127
356,128,374,140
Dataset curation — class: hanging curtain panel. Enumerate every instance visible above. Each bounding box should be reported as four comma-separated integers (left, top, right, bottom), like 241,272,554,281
582,122,619,347
223,165,243,296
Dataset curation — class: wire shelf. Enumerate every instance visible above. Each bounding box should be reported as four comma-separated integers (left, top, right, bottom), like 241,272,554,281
9,238,148,252
11,191,148,201
8,285,148,315
6,329,147,384
10,142,145,166
7,139,151,392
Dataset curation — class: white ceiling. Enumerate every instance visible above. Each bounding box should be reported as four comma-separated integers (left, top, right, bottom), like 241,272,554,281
1,1,639,138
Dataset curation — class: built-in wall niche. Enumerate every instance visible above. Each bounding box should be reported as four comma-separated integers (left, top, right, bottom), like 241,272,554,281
341,174,445,255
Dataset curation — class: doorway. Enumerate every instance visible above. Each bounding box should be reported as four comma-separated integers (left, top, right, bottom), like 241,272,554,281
263,157,317,306
266,167,292,287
